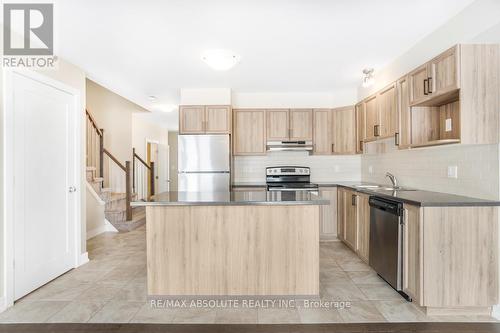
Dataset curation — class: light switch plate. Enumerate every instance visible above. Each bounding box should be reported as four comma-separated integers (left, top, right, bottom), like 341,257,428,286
445,118,452,132
447,165,458,178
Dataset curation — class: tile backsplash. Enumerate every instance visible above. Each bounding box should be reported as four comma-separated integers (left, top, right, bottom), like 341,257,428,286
233,151,361,184
362,139,500,200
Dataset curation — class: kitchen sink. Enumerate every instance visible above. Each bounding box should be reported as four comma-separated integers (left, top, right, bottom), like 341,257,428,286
353,185,381,189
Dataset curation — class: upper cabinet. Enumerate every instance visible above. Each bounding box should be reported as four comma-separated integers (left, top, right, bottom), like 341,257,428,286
179,106,205,134
313,109,333,155
266,109,289,140
233,109,266,155
364,95,378,141
397,76,411,149
355,103,365,153
409,64,430,105
378,82,398,139
409,45,460,106
332,106,356,154
267,109,313,141
179,105,231,134
290,109,313,140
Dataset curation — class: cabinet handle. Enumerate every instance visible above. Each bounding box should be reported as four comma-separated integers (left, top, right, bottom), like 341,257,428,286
331,143,335,153
427,77,433,94
395,132,400,146
374,125,380,137
359,140,363,152
351,194,356,206
423,79,428,95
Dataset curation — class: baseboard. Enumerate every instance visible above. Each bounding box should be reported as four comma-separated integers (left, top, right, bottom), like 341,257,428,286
86,219,118,240
492,304,500,320
78,252,89,266
0,296,6,313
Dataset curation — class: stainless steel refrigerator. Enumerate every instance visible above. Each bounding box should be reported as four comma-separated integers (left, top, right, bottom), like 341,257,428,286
178,135,230,192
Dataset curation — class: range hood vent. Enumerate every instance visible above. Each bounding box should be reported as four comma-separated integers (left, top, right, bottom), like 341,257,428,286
266,141,314,152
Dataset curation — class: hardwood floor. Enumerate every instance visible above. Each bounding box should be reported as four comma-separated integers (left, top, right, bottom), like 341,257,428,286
1,323,500,333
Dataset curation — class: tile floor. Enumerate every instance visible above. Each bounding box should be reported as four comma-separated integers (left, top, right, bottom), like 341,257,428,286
0,226,497,324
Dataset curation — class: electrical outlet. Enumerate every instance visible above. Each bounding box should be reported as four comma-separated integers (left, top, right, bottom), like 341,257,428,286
445,118,452,132
447,166,458,179
368,166,373,174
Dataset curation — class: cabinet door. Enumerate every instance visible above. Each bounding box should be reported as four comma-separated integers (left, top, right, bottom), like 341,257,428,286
205,106,231,134
403,204,422,304
364,95,378,140
378,83,398,138
355,103,365,153
266,109,289,140
290,109,313,141
332,106,356,154
344,190,358,250
430,45,459,96
409,64,430,105
337,188,345,241
313,109,333,155
397,76,411,148
233,109,266,155
179,106,205,134
319,188,337,240
356,193,370,263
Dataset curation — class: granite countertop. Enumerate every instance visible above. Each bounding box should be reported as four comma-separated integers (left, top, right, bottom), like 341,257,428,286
233,182,500,207
131,190,329,206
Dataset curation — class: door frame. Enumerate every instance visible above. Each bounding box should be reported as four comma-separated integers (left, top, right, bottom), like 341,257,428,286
2,69,82,309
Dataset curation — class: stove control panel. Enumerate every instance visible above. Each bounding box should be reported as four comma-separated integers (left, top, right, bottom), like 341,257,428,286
266,166,310,176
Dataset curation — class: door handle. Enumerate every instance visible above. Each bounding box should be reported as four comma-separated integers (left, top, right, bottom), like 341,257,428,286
69,186,77,193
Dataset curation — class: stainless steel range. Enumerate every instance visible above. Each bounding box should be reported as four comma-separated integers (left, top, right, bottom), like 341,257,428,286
266,166,318,192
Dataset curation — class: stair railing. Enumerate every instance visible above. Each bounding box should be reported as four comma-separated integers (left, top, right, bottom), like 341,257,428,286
85,110,104,178
132,148,155,201
86,109,132,221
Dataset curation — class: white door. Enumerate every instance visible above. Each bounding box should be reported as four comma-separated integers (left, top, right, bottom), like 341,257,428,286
12,72,79,300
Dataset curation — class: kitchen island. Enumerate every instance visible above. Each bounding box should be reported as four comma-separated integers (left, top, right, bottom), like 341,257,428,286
132,191,328,297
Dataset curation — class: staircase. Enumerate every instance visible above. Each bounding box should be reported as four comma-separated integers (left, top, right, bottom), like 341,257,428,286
86,110,153,232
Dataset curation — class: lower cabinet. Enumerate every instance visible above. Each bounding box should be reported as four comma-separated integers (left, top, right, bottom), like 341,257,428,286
337,188,357,250
356,193,370,263
319,188,337,240
403,204,422,304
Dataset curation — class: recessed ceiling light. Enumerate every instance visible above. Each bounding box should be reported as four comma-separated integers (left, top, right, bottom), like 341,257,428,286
148,95,157,102
201,49,241,71
362,68,374,88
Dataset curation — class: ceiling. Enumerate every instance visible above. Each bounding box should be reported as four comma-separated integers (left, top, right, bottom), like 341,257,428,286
11,0,477,125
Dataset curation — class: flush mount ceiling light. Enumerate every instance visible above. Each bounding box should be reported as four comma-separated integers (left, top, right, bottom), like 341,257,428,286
148,95,158,102
362,68,375,88
201,49,241,71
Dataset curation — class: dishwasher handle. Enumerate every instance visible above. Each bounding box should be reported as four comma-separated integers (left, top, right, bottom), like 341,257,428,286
369,196,403,216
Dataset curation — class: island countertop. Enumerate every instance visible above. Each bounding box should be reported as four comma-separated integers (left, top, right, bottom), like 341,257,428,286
131,190,329,206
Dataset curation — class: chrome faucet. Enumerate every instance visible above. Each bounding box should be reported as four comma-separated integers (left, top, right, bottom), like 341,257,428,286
385,172,399,189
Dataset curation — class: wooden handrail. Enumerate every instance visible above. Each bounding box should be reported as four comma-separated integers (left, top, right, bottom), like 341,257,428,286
85,109,103,137
125,161,132,220
133,152,151,170
103,148,126,171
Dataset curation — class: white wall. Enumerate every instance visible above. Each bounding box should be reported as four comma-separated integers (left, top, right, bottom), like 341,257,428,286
234,152,361,184
180,88,231,105
357,0,500,100
357,0,500,200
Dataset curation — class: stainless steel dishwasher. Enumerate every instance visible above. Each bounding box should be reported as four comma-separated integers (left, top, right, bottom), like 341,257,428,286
368,196,409,300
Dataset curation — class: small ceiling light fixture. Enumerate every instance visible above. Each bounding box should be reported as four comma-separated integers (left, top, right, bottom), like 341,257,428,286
148,95,158,102
201,49,241,71
362,68,375,88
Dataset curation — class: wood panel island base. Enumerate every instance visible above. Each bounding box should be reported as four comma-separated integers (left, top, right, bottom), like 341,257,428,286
135,192,327,297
